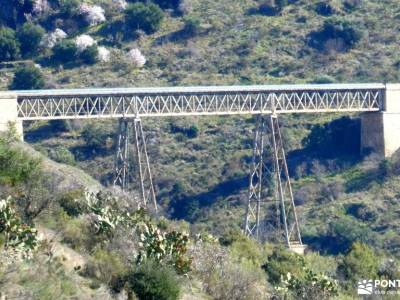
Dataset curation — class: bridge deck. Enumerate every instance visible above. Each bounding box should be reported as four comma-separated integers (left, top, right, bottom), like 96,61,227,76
15,83,385,120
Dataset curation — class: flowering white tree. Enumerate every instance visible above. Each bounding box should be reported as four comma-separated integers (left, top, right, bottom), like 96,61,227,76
41,28,67,48
112,0,128,10
76,34,96,52
127,48,146,68
79,4,106,26
32,0,50,15
98,47,111,62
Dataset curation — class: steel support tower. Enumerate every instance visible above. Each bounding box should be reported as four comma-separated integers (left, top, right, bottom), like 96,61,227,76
113,118,157,211
244,114,302,250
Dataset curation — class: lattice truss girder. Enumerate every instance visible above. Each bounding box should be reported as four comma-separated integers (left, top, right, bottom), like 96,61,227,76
17,89,383,120
244,115,302,247
113,118,157,211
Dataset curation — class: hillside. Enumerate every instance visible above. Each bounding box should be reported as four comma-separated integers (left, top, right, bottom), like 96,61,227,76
1,0,400,299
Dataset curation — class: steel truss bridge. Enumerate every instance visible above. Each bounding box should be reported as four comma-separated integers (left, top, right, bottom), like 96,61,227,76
14,84,386,252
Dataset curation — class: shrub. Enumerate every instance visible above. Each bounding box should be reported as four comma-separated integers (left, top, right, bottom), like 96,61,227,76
258,0,288,16
189,241,267,299
338,242,379,287
321,216,379,254
170,123,198,138
0,27,20,62
52,39,78,64
0,196,38,257
79,45,99,65
81,123,109,153
17,22,45,57
276,268,338,300
59,189,85,217
127,48,146,67
83,249,127,286
263,247,306,285
308,17,362,52
125,260,181,300
61,217,97,251
10,65,45,90
314,2,335,16
48,146,76,165
345,203,377,222
98,46,110,62
182,15,201,36
343,0,361,11
125,3,164,34
153,0,181,10
59,0,81,17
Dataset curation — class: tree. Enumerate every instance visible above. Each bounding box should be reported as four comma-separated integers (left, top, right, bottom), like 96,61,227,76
0,27,20,62
0,0,35,28
52,39,78,64
9,65,45,90
17,23,45,58
79,45,99,65
125,3,164,34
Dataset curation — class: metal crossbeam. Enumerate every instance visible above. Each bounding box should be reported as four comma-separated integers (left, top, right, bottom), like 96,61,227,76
15,84,384,120
244,115,302,249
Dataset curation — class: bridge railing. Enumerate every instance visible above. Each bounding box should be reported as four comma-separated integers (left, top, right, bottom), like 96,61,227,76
15,84,384,120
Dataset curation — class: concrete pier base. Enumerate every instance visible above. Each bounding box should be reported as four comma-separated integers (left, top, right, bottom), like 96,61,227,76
289,242,307,255
361,84,400,158
0,92,23,140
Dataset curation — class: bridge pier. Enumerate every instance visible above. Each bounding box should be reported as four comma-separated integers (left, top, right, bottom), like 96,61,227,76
361,84,400,157
244,114,304,253
113,118,157,212
0,92,23,140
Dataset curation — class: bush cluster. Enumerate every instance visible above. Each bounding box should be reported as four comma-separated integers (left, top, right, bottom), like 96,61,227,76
308,17,362,52
52,39,99,65
0,27,20,62
125,3,164,34
124,260,181,300
9,65,45,90
257,0,289,16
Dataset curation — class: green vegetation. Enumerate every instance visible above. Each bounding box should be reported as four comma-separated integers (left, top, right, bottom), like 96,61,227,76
9,65,45,90
16,23,45,58
2,0,400,299
0,27,20,62
52,40,78,65
125,260,181,300
125,3,164,34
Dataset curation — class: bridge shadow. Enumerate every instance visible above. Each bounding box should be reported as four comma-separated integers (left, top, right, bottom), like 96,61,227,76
24,122,63,142
169,175,248,221
169,116,364,222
